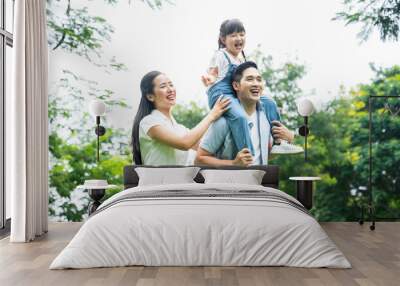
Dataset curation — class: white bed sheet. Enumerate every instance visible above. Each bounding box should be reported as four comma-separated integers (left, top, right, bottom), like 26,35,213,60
50,183,351,269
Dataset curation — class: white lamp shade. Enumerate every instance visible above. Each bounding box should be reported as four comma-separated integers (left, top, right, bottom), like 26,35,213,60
297,98,315,116
90,100,106,117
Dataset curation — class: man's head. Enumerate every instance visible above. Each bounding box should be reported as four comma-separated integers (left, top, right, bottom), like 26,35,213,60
231,61,264,104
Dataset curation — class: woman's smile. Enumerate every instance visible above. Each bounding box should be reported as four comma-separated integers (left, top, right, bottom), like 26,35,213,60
166,92,176,102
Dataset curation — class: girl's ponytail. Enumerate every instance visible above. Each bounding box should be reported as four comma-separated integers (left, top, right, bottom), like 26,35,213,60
218,20,229,48
218,37,225,49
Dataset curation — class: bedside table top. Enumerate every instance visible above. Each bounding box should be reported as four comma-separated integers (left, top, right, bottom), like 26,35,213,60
289,176,321,181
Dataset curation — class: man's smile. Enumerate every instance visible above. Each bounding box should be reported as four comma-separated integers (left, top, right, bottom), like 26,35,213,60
250,87,261,96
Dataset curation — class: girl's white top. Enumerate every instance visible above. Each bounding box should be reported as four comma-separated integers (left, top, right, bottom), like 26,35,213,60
208,48,245,85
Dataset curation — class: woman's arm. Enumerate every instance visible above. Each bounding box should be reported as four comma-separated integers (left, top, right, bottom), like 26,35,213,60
191,141,200,151
147,96,230,151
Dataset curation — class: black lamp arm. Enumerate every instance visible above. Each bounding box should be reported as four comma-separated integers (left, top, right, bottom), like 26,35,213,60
298,119,310,137
94,116,106,163
297,116,310,162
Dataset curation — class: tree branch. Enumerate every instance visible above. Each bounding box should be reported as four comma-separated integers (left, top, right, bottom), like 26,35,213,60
53,0,71,51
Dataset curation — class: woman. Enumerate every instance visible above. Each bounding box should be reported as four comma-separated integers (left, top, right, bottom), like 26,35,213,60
131,71,230,165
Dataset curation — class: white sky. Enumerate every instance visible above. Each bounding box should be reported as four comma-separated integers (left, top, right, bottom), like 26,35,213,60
49,0,400,129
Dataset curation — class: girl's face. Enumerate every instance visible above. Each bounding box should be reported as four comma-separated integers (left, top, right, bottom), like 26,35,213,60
221,31,246,57
148,74,177,110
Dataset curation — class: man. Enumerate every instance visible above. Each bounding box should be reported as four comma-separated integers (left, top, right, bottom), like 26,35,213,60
195,61,295,166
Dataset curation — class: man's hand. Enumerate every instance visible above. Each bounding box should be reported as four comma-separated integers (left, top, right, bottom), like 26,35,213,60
233,148,253,166
271,121,294,143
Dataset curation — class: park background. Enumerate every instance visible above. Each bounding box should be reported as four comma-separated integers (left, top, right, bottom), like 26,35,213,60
46,0,400,222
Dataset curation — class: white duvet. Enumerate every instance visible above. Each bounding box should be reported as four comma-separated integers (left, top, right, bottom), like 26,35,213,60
50,183,351,269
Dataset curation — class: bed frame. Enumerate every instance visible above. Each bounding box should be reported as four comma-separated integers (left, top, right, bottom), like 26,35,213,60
123,165,279,189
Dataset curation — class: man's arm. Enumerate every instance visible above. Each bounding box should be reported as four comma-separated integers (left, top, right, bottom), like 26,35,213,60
196,147,253,166
195,147,234,166
195,117,253,166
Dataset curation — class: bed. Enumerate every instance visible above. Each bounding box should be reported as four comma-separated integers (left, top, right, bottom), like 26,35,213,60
50,165,351,269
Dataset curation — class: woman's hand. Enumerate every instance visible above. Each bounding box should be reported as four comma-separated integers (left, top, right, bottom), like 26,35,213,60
208,95,230,122
271,121,295,143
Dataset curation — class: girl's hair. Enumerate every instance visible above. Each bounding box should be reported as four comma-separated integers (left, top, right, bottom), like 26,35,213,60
131,71,162,165
218,18,247,60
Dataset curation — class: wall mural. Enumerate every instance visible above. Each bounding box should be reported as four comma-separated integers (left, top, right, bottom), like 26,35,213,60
47,0,400,222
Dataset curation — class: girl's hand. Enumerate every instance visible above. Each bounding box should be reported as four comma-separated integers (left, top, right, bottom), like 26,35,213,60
209,95,230,121
201,74,216,87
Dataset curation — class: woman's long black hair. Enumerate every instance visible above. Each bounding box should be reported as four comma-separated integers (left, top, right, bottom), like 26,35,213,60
131,71,162,165
218,18,247,60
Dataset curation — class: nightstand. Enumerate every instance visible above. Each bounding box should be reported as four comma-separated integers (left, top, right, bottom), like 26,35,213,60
77,180,116,215
289,177,321,210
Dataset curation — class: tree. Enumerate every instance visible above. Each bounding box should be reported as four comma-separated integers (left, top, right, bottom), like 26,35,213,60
335,0,400,41
251,49,306,128
251,51,356,220
346,65,400,219
174,51,400,221
47,0,171,221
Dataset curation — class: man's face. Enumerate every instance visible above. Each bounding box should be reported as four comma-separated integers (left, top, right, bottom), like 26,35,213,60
233,67,264,104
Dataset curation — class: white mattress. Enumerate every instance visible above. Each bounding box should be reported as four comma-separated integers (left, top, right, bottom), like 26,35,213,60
50,183,351,269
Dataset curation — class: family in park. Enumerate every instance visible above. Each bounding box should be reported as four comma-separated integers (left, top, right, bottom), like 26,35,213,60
131,19,303,166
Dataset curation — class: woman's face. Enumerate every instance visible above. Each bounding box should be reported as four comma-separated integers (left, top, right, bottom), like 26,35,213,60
149,74,177,110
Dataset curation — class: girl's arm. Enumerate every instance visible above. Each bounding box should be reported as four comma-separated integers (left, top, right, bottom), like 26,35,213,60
202,50,225,87
147,97,230,151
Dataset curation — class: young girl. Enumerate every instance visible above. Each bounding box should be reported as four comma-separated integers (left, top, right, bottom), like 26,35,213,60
202,19,303,155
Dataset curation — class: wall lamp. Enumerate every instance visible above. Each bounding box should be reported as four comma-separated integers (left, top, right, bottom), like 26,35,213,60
89,100,106,163
297,98,315,161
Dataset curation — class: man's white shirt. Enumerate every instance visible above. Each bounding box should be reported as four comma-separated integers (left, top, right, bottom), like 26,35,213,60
246,111,261,165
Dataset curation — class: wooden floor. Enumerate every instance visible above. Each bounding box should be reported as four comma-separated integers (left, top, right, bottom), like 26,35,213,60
0,222,399,286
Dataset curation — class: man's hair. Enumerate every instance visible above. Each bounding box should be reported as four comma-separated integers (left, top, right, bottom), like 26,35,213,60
232,61,258,84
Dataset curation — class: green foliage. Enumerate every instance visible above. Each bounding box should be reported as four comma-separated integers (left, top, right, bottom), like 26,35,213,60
335,0,400,41
49,129,130,221
171,52,400,222
47,0,172,221
48,68,131,220
172,101,209,129
250,50,354,220
46,0,399,222
346,65,400,218
250,49,306,128
47,0,172,69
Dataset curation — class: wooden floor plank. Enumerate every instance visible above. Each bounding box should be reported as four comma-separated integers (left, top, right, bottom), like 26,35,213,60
0,222,399,286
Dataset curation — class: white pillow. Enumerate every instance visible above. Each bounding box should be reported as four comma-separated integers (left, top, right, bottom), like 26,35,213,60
200,169,266,185
135,167,200,186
